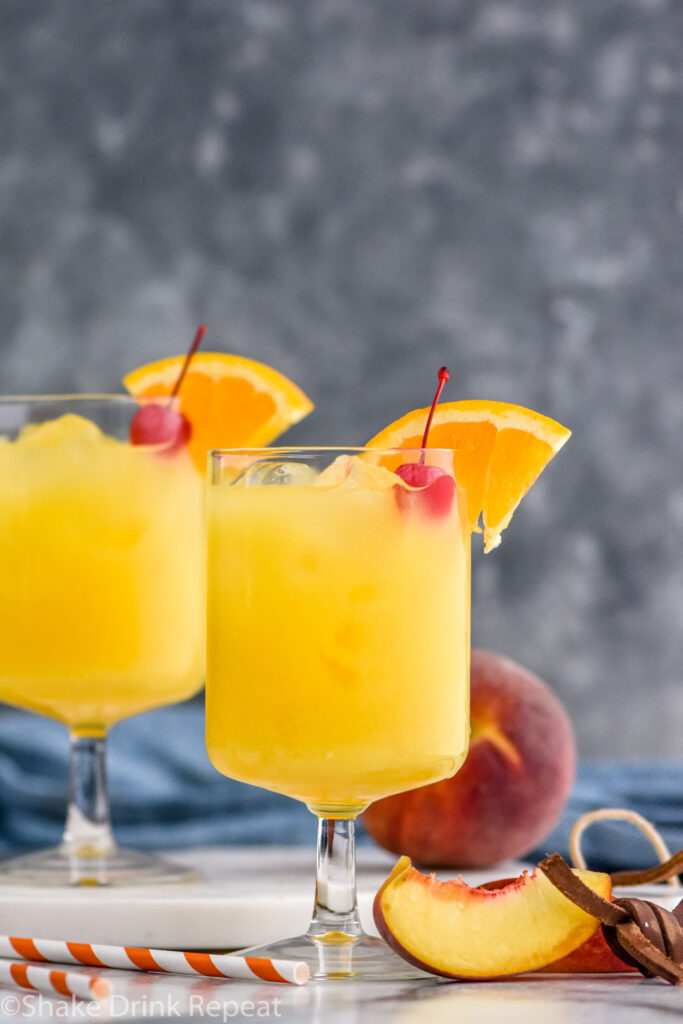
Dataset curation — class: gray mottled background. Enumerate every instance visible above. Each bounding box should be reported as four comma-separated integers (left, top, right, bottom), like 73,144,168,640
1,0,682,755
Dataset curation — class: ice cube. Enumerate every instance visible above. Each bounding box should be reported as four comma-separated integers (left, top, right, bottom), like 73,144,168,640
315,454,398,490
238,461,318,487
345,456,399,491
314,455,354,488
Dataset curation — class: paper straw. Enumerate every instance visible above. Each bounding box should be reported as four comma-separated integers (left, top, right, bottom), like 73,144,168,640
0,936,309,986
0,958,110,1002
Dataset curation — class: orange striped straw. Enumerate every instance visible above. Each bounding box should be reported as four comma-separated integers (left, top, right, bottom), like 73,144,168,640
0,958,110,1002
0,935,309,986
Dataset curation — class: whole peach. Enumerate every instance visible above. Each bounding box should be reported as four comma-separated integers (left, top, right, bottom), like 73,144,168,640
363,649,575,867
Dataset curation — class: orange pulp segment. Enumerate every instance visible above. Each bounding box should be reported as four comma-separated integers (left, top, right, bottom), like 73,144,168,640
367,400,571,551
124,353,313,472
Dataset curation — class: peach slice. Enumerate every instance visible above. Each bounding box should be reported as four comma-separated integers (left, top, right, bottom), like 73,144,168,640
535,926,637,974
478,878,636,974
373,856,611,979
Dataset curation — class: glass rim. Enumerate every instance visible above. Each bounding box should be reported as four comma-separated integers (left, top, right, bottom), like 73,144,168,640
209,445,455,457
0,394,138,405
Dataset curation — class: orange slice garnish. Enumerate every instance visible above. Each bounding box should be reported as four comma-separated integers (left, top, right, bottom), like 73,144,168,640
124,353,313,472
367,400,570,551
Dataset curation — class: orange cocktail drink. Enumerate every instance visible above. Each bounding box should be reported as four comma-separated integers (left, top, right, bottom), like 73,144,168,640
206,449,470,817
205,442,469,982
0,408,203,730
0,396,204,885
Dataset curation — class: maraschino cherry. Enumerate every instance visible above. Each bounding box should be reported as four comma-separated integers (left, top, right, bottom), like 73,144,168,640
129,325,206,453
395,366,455,518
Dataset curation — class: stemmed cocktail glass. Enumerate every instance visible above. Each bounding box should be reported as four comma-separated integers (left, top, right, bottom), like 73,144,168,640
0,396,204,885
206,447,471,979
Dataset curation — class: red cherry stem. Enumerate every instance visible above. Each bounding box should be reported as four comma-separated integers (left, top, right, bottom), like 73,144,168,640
419,366,450,464
168,324,207,404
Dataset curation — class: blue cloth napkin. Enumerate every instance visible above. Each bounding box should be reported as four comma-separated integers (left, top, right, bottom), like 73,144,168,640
0,700,315,854
528,760,683,872
1,701,681,873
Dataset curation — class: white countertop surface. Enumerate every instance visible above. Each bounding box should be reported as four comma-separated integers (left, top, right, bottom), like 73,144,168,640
0,846,681,1022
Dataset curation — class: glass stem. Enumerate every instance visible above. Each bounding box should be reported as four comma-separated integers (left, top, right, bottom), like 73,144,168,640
307,818,362,939
63,732,115,857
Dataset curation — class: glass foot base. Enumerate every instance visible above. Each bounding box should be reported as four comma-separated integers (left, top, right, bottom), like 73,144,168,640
0,845,199,887
239,932,429,981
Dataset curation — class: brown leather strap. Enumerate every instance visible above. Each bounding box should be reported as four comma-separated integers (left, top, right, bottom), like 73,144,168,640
611,850,683,887
539,853,628,926
540,852,683,985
